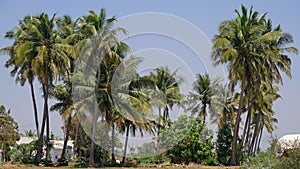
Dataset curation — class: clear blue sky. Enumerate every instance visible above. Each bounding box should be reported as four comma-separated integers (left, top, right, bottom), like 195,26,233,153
0,0,299,148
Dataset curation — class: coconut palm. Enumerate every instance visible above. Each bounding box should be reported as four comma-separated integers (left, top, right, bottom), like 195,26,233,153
149,67,183,130
188,73,221,124
1,16,40,136
212,5,297,165
73,9,132,166
50,14,83,160
7,13,72,163
210,84,237,129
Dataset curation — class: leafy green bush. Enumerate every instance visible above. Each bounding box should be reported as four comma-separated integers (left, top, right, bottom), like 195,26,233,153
216,123,232,165
276,147,300,169
160,115,214,165
9,141,38,164
57,157,68,166
241,153,280,169
241,147,300,169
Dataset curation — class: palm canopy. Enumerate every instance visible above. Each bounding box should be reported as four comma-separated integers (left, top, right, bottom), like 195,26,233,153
212,5,297,89
149,67,183,124
187,73,222,124
10,13,73,84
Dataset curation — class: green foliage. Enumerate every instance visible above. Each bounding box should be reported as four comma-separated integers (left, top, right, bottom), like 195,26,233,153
57,157,68,166
0,105,20,160
241,153,280,169
160,115,214,164
241,147,300,169
9,141,38,164
277,147,300,169
216,123,232,165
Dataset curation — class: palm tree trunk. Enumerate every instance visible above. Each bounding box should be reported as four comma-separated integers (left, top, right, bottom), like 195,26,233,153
157,108,162,163
122,122,130,164
46,110,50,161
89,101,99,167
35,84,49,164
249,113,260,155
111,124,116,163
242,105,252,152
61,114,72,159
202,103,207,124
230,68,246,166
255,123,263,154
101,119,109,165
242,84,259,150
89,58,102,167
73,117,81,159
29,80,39,136
79,122,84,159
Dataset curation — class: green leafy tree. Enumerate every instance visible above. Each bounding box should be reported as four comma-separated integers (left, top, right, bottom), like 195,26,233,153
160,115,214,165
216,123,232,165
0,105,20,161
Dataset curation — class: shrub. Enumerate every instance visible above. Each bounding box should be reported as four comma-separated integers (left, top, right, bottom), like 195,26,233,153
216,123,232,165
160,115,214,165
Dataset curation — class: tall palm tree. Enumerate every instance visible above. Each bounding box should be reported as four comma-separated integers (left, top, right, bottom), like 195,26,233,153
149,67,183,130
188,73,221,124
212,5,297,165
51,14,83,160
148,67,183,162
74,8,128,167
6,13,73,163
1,16,40,136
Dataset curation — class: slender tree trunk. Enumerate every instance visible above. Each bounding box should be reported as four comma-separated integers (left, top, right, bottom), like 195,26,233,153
242,84,259,150
122,122,130,164
89,57,102,167
157,108,162,163
102,117,109,165
111,124,116,163
46,109,50,161
202,103,207,124
255,123,263,154
230,68,246,166
35,84,49,164
61,114,72,159
89,100,99,167
29,80,40,136
73,118,80,159
249,113,260,155
79,122,84,159
242,107,251,151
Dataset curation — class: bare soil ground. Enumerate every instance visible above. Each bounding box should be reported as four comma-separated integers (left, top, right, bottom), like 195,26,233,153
0,163,240,169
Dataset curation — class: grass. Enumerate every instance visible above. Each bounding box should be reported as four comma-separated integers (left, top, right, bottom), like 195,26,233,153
0,163,240,169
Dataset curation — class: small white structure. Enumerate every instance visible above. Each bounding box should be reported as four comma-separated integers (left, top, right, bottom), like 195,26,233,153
276,134,300,157
49,140,73,162
16,136,38,145
16,136,73,162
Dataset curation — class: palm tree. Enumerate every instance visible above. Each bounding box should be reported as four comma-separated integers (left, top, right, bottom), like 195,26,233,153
74,9,128,166
210,84,237,129
188,73,221,124
148,67,183,162
149,67,183,130
6,13,73,163
212,5,297,165
51,14,83,160
1,16,40,136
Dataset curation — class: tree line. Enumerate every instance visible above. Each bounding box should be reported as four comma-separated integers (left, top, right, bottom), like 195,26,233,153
0,4,297,167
